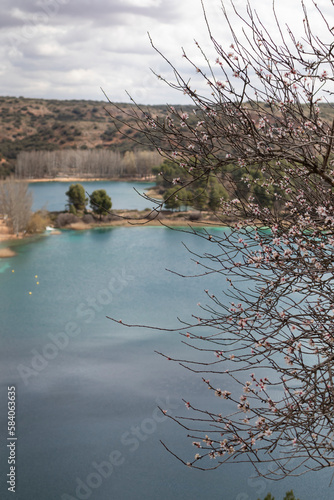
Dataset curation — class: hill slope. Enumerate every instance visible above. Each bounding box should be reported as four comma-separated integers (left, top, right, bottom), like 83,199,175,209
1,95,334,178
0,96,189,177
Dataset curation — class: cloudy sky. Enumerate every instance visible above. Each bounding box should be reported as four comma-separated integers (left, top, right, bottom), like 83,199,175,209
0,0,331,104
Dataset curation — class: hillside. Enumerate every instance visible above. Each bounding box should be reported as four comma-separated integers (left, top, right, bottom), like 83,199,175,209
1,96,334,179
0,96,193,178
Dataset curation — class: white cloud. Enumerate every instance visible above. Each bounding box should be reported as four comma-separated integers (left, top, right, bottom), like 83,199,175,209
0,0,331,104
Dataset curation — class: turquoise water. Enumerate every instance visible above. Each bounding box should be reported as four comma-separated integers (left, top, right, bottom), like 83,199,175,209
28,181,156,212
0,227,331,499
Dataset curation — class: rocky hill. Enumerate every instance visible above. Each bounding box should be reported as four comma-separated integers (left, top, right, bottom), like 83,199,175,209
0,96,193,177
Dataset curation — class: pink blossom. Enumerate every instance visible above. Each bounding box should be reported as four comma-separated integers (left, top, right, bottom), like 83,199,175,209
216,81,226,88
317,206,327,216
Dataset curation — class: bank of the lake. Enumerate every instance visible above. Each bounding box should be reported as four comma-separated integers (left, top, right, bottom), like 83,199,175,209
0,247,17,257
25,176,156,183
0,208,227,248
58,209,224,229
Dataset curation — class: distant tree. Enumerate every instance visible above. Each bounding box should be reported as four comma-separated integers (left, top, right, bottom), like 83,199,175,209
192,187,208,211
16,149,163,180
154,160,185,190
65,183,86,212
155,159,230,211
207,179,228,211
180,189,194,211
283,492,300,500
259,491,300,500
89,189,112,219
0,177,32,234
163,186,182,211
122,151,137,176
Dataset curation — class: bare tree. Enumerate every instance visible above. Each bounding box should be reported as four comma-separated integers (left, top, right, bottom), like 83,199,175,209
0,177,32,234
15,149,162,179
106,0,334,481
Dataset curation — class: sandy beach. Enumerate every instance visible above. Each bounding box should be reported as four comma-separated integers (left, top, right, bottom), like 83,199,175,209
0,221,26,242
0,247,17,258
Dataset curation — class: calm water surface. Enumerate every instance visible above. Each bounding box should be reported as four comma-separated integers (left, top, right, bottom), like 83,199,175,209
28,181,156,212
0,226,331,499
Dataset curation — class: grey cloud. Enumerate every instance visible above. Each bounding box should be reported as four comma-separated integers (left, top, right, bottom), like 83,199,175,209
0,0,181,29
64,0,180,24
3,0,326,106
0,12,23,29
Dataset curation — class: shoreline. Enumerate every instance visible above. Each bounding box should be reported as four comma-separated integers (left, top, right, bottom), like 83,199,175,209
0,210,230,248
0,221,27,243
0,247,17,258
66,216,222,230
21,177,156,183
62,208,228,231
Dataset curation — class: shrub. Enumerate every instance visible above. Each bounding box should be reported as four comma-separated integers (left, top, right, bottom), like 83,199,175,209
55,213,79,227
26,211,50,234
188,211,202,221
82,214,94,224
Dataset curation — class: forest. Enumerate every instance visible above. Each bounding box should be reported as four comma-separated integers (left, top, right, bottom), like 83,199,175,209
15,149,162,179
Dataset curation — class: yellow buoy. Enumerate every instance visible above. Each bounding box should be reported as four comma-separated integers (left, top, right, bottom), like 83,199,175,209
12,270,14,273
36,282,39,285
35,275,38,278
29,292,32,295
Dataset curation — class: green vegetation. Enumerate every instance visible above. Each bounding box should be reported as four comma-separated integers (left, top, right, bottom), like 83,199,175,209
89,189,112,218
64,183,113,220
155,159,272,211
66,184,87,212
259,491,300,500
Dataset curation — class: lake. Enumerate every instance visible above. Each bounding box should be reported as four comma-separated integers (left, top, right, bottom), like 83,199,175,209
0,224,331,498
28,181,157,212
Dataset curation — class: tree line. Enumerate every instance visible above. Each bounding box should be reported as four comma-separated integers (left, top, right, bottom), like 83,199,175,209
15,149,163,179
154,158,279,211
